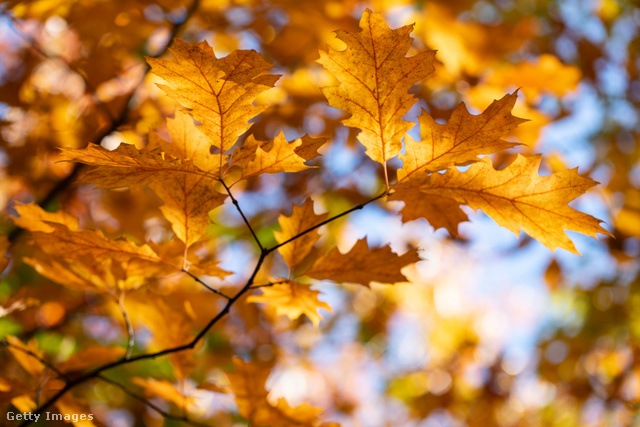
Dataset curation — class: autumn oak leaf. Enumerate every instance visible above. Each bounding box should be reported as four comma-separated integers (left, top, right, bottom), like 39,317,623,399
59,143,226,247
318,9,435,165
411,155,612,253
274,199,328,269
305,238,420,286
147,40,280,155
230,132,327,181
226,358,333,426
398,92,527,182
247,281,332,327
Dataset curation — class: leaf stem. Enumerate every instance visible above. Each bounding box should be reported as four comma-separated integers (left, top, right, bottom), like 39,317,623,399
182,269,231,299
219,178,263,251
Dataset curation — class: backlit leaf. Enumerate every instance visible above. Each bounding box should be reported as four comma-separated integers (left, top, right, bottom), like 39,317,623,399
247,281,332,327
147,40,280,154
413,155,612,253
318,9,435,165
398,92,526,182
274,199,328,269
305,238,420,286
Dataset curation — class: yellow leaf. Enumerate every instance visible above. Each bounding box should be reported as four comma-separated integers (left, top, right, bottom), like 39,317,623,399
59,143,226,247
398,92,527,182
58,347,126,373
318,9,435,165
488,54,581,100
12,203,79,233
305,239,419,286
226,358,271,422
132,377,195,409
391,189,468,237
147,40,280,154
415,155,612,253
232,132,326,181
247,281,332,327
56,396,96,427
274,199,328,268
226,358,333,426
5,336,44,377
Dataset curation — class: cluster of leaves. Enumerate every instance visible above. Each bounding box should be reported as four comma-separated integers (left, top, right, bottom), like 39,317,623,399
1,0,638,426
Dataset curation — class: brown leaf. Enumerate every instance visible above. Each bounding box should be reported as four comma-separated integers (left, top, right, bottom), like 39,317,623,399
305,238,419,286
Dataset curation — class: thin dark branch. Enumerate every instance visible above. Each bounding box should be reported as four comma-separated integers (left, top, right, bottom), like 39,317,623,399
15,190,389,426
266,192,387,254
19,250,268,426
219,178,263,251
117,292,135,360
249,279,289,289
97,375,209,427
182,269,231,299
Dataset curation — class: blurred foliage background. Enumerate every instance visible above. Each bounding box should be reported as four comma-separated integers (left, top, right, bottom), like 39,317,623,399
0,0,639,426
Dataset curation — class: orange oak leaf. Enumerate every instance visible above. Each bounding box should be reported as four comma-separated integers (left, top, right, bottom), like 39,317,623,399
12,203,79,233
413,155,612,253
147,40,280,154
5,336,44,378
230,132,326,181
318,9,435,165
390,188,468,237
247,281,332,327
397,92,527,182
273,199,328,269
59,144,226,247
226,358,333,426
27,222,173,278
305,238,420,286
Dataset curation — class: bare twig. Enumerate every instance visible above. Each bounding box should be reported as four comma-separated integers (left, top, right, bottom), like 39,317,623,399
14,190,386,426
219,178,263,252
249,279,289,290
97,375,209,427
266,192,387,254
182,269,231,299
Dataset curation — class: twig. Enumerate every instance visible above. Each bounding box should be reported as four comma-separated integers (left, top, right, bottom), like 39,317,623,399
18,249,268,426
97,375,209,427
182,269,231,299
266,192,387,254
14,189,387,426
249,279,289,289
117,292,135,360
219,178,263,251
